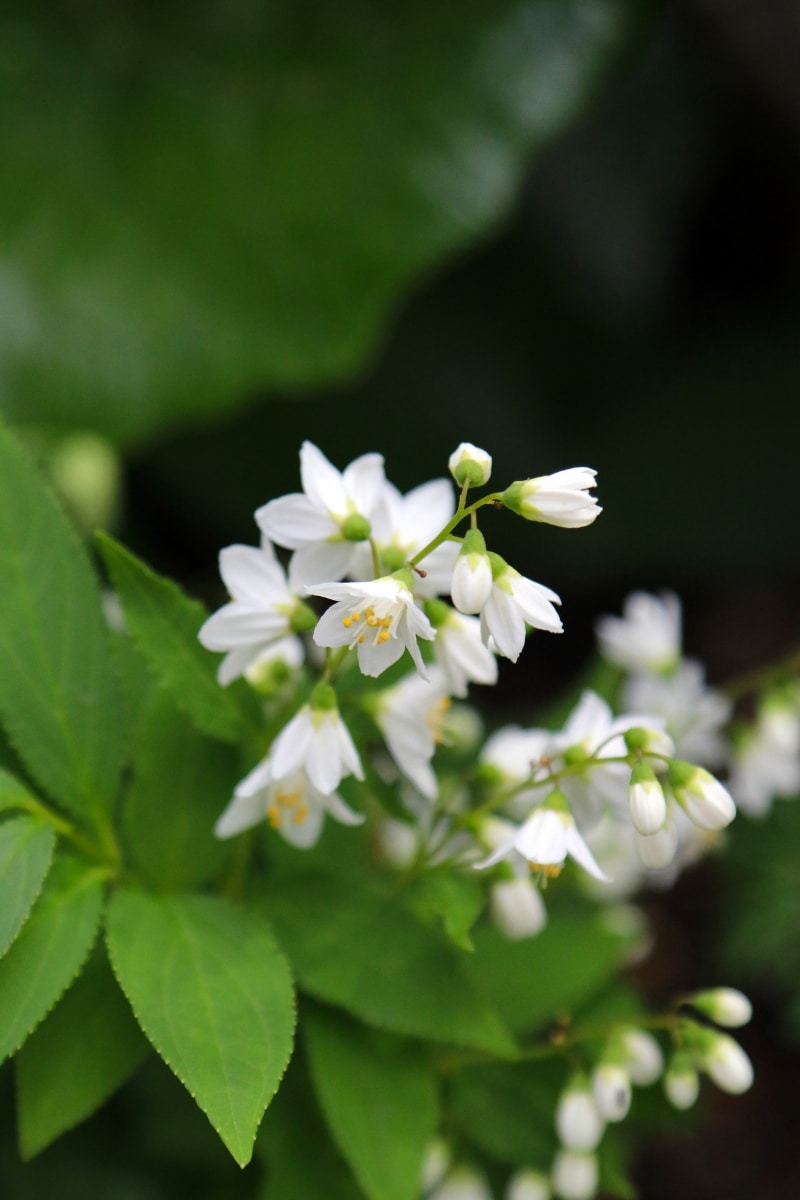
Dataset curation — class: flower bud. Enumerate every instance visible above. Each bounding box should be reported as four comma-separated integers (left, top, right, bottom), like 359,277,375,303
551,1149,598,1200
340,512,372,542
555,1076,604,1150
502,468,600,529
448,442,492,488
702,1032,754,1095
619,1028,664,1085
451,529,493,614
506,1169,551,1200
591,1062,631,1122
668,761,736,831
634,820,678,869
664,1054,700,1110
491,877,548,940
689,987,752,1028
627,761,667,836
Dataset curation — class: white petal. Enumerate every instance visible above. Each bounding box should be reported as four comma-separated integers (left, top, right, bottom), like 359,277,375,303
565,824,610,881
279,799,325,848
325,790,365,826
214,790,267,838
256,493,337,547
509,575,563,633
271,711,314,781
342,451,386,515
300,441,349,515
483,589,526,661
218,544,289,603
289,542,354,589
357,634,405,677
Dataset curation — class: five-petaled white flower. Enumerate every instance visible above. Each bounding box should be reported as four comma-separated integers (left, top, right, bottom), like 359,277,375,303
479,554,563,662
267,691,364,795
595,590,681,675
309,570,435,679
256,441,386,588
215,761,362,848
198,538,310,685
475,795,609,882
503,467,601,529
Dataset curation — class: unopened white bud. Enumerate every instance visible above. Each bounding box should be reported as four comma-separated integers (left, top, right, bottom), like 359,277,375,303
690,987,752,1028
506,1168,551,1200
451,529,493,615
668,761,736,831
555,1078,604,1151
634,820,678,869
551,1149,598,1200
429,1166,493,1200
664,1056,700,1110
703,1032,754,1095
491,877,548,940
628,762,667,836
503,468,601,529
449,442,492,488
619,1028,664,1085
591,1062,631,1122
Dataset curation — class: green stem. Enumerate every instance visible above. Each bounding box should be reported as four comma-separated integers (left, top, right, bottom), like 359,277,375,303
16,793,120,869
409,492,504,568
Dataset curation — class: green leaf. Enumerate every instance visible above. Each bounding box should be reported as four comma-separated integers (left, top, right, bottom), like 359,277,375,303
0,767,39,815
408,872,484,952
0,421,125,822
123,689,238,890
0,1,626,444
106,890,296,1167
304,1005,437,1200
15,945,148,1158
258,1058,365,1200
0,855,104,1064
261,874,515,1056
464,909,631,1036
448,1060,562,1165
0,815,55,957
97,533,258,743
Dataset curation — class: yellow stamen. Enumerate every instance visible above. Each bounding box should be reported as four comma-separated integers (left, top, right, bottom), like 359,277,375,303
294,805,309,825
268,805,281,828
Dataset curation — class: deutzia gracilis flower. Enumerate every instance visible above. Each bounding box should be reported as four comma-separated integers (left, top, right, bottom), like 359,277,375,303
595,590,681,674
664,1055,700,1110
591,1062,631,1122
256,441,386,587
551,1149,598,1200
627,760,667,836
427,1166,493,1200
350,477,459,597
480,554,563,662
619,1028,664,1085
374,669,451,800
555,1077,605,1151
490,875,548,940
503,467,601,529
624,660,731,768
451,529,493,615
426,600,498,697
506,1169,552,1200
268,688,364,795
690,987,752,1028
448,442,492,488
475,795,609,883
309,570,435,679
668,761,736,831
198,538,312,685
702,1032,754,1095
215,763,362,848
728,696,800,817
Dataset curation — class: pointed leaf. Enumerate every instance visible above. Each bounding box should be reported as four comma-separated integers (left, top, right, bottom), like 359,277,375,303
0,856,105,1063
106,890,295,1167
15,945,148,1158
0,816,55,957
305,1006,437,1200
123,690,237,890
0,421,125,821
0,768,40,816
97,533,258,742
262,875,515,1056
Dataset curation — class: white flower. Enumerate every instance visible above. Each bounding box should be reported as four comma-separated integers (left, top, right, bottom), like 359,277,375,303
506,1169,551,1200
215,763,362,848
198,538,308,685
702,1033,754,1095
309,571,435,679
491,876,548,940
481,726,554,790
479,555,563,662
728,700,800,817
503,467,601,529
555,1078,605,1151
428,603,498,697
374,669,451,800
664,1057,699,1110
668,761,736,831
451,529,493,615
623,660,731,767
591,1062,631,1122
595,591,681,674
627,761,667,836
475,799,609,883
268,696,364,795
256,441,386,587
551,1149,598,1200
428,1166,493,1200
350,477,459,598
448,442,492,488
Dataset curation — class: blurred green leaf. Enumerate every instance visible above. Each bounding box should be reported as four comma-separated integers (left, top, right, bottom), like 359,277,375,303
0,816,55,957
448,1059,561,1165
106,890,296,1167
97,533,259,743
0,421,124,824
15,945,148,1159
261,873,515,1056
0,856,104,1064
408,871,485,952
0,0,626,443
304,1005,437,1200
123,689,238,890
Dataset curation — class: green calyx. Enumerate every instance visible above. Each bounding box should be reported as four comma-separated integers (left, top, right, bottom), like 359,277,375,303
309,682,338,712
487,551,509,581
460,527,487,557
452,459,488,487
391,566,415,592
544,788,570,814
667,759,695,790
290,600,318,634
630,759,658,786
624,727,653,754
381,545,407,572
341,513,371,542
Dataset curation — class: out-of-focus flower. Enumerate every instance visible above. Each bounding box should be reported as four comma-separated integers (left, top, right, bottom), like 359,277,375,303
215,763,362,847
595,590,681,674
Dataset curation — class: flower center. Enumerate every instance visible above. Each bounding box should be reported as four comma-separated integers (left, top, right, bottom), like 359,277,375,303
529,861,563,884
267,787,309,827
427,696,451,743
342,604,395,647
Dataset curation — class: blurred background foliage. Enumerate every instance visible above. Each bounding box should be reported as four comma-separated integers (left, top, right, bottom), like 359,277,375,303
1,0,799,1196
